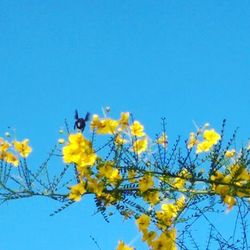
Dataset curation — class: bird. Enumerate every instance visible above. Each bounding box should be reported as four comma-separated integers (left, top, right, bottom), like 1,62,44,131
74,110,90,132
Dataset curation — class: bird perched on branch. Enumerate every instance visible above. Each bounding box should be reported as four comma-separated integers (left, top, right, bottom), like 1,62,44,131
74,110,90,132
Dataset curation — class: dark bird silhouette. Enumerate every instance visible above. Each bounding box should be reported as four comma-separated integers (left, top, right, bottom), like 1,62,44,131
74,110,90,132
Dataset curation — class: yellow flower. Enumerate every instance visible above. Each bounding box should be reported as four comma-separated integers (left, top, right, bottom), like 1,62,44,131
90,114,101,129
203,129,221,144
210,171,224,181
77,165,92,179
5,152,19,167
151,235,167,250
187,132,198,149
78,153,97,168
130,121,145,137
91,115,119,134
62,133,96,167
87,178,104,196
68,182,86,201
63,145,80,164
172,169,190,189
193,128,220,153
237,188,250,198
215,184,229,196
107,168,122,184
229,164,250,181
143,191,160,206
136,214,151,231
156,133,168,148
100,193,117,205
176,195,186,209
156,197,185,230
151,230,177,250
68,132,87,145
223,195,236,210
114,134,127,146
172,177,185,189
128,169,136,182
13,139,32,158
119,112,130,129
211,165,250,199
98,163,112,178
142,230,157,245
155,210,172,229
225,149,236,158
100,119,119,134
98,162,122,184
161,203,178,218
132,137,148,154
116,241,134,250
196,141,212,154
138,175,154,192
0,139,10,152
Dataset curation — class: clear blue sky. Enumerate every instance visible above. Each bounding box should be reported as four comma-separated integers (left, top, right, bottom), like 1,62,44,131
0,1,250,249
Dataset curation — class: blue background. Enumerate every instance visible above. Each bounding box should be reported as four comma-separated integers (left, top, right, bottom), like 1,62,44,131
0,1,250,249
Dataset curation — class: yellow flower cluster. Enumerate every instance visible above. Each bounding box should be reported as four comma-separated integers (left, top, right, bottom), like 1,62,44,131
68,156,116,203
61,112,249,249
62,133,99,201
211,164,250,209
127,169,136,182
188,127,221,154
136,213,177,250
138,174,154,192
171,168,191,189
156,196,185,230
68,182,86,201
63,133,123,202
0,137,32,167
225,149,236,158
98,161,122,185
67,167,111,202
132,137,148,155
116,241,134,250
90,112,130,135
114,134,127,146
130,121,145,137
63,133,97,167
143,190,160,206
91,115,119,134
4,110,250,250
90,112,149,155
13,139,32,158
127,172,160,206
68,177,105,202
130,121,148,154
150,230,176,250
